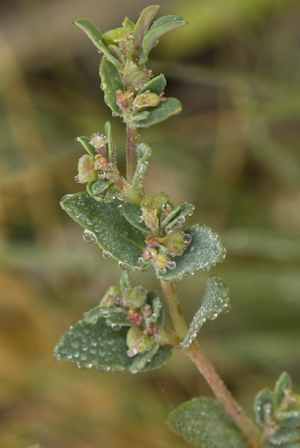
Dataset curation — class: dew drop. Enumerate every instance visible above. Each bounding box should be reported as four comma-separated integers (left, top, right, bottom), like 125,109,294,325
184,271,194,278
117,205,123,215
118,261,129,270
83,229,97,245
138,164,147,176
117,193,123,201
156,267,166,275
167,261,176,270
81,353,87,361
178,216,185,224
103,251,112,260
111,324,122,331
136,215,144,223
77,362,88,369
208,313,218,321
74,352,80,358
71,341,80,349
184,234,192,245
127,348,137,357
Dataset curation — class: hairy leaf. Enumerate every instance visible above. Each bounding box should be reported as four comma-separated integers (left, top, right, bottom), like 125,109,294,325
60,193,146,268
100,59,124,116
133,98,182,128
180,276,231,349
74,19,121,68
139,15,187,63
76,136,97,157
158,224,226,281
168,397,249,448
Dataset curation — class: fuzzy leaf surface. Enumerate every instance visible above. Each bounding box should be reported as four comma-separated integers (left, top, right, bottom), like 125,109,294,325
168,397,249,448
181,276,231,349
54,317,171,372
137,74,167,95
139,15,187,63
133,98,182,128
100,59,124,116
158,224,226,281
74,19,121,68
60,193,146,268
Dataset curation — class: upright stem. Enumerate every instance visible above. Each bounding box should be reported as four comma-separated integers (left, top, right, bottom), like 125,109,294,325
160,279,262,448
126,124,138,183
160,280,188,340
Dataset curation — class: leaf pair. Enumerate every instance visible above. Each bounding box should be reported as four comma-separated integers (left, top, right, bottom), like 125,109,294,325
60,193,226,278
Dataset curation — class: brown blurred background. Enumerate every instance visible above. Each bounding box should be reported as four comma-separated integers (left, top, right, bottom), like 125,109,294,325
1,0,300,447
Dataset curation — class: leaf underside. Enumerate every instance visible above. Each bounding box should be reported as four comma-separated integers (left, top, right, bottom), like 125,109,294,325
168,397,249,448
60,193,146,268
159,224,226,281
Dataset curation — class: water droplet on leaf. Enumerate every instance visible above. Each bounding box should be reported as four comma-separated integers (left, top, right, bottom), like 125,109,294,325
103,251,112,260
83,229,97,244
118,261,129,270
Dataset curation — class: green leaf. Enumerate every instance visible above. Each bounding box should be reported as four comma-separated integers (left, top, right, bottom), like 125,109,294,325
139,15,187,63
130,111,150,121
84,305,128,325
92,179,111,195
74,19,121,68
54,317,132,371
158,224,226,281
54,317,172,373
162,201,194,230
254,389,274,426
122,202,149,232
168,397,249,448
76,136,96,157
133,98,182,128
270,429,300,446
280,417,300,429
180,276,231,349
137,74,167,95
100,59,124,116
133,5,160,53
274,372,292,407
60,193,146,268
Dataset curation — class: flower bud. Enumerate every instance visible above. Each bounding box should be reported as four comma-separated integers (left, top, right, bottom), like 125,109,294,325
164,230,186,257
126,326,154,356
123,286,147,309
77,154,98,184
116,89,134,113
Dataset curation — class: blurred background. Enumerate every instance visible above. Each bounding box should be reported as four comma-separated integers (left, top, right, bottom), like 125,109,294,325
1,0,300,447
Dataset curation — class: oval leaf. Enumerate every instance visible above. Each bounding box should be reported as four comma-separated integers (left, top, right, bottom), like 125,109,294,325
60,193,146,268
180,276,231,349
54,317,132,371
100,59,124,116
168,397,249,448
74,18,121,68
137,74,167,95
158,224,226,281
54,317,171,373
270,429,300,446
133,98,182,128
139,15,187,63
122,202,149,232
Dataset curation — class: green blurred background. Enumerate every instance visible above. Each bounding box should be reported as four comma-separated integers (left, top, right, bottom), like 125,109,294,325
1,0,300,447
